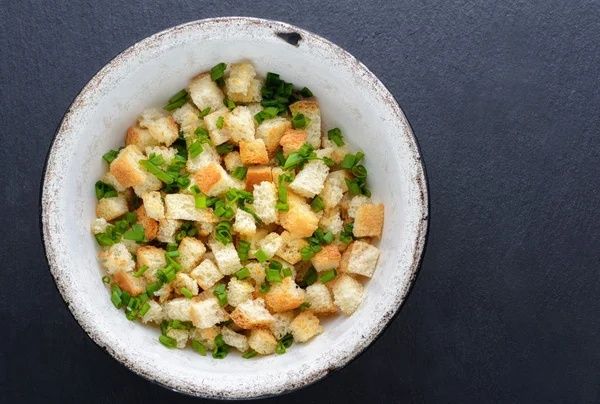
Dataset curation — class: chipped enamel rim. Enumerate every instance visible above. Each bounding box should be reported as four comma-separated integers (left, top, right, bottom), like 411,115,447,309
40,17,429,399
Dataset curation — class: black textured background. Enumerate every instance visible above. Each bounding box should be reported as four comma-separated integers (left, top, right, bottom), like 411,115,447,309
2,0,600,402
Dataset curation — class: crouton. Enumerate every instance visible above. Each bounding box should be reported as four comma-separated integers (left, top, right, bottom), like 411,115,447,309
194,221,214,237
252,181,278,224
109,145,149,187
289,101,321,148
141,300,163,324
227,79,262,103
164,193,215,222
230,298,275,329
321,136,351,164
131,173,162,197
90,218,108,234
190,259,224,290
227,278,254,307
311,244,342,272
239,139,269,165
257,232,283,259
233,208,256,236
190,326,221,349
138,108,179,146
320,171,349,210
223,151,244,172
156,218,183,244
136,245,166,283
246,261,266,285
255,117,292,154
176,237,206,273
144,146,177,168
339,241,380,278
95,195,128,221
113,271,146,296
166,328,189,349
102,171,128,193
194,162,234,196
331,274,364,315
190,297,228,328
141,191,164,220
248,329,277,355
98,243,135,274
269,311,295,340
163,297,193,322
275,230,309,264
353,203,384,238
289,160,329,198
134,205,158,242
126,126,160,149
171,102,204,136
242,228,270,257
221,326,249,352
319,208,343,235
305,283,337,315
279,193,319,238
224,106,255,143
174,272,199,296
245,166,272,191
154,283,172,303
225,63,262,103
188,72,225,112
264,277,305,313
279,129,307,157
289,310,323,342
204,107,231,146
209,241,242,275
186,142,221,173
346,195,372,219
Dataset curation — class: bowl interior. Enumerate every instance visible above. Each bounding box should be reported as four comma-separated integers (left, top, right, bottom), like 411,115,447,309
42,18,428,399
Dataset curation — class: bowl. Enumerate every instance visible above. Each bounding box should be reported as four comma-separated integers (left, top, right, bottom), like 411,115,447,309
40,17,429,399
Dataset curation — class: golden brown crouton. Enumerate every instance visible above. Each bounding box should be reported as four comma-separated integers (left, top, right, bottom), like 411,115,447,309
230,298,275,329
279,193,319,238
255,117,292,155
239,139,269,165
194,162,232,196
125,126,160,149
245,166,273,191
311,244,342,272
289,101,321,148
339,240,381,278
248,329,278,355
276,230,310,265
109,145,147,187
135,205,158,242
353,203,384,238
264,277,305,313
279,129,307,157
113,271,146,296
289,310,323,342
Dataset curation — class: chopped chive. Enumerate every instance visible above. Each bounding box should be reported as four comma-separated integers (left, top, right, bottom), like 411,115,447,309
139,159,174,184
259,282,271,293
276,333,294,354
254,249,269,263
323,232,334,244
232,166,248,180
275,203,289,211
275,150,285,166
238,240,251,261
181,288,193,299
216,143,235,155
327,128,345,147
127,297,140,310
322,157,334,166
345,178,362,195
146,282,162,296
254,112,263,124
163,98,187,111
352,165,367,178
266,268,282,283
223,97,236,110
279,185,287,204
339,233,352,244
282,268,293,278
198,107,211,119
166,251,180,258
310,196,324,212
138,293,150,303
120,291,131,307
123,223,146,243
134,265,149,278
291,113,311,130
303,267,318,287
125,308,138,321
320,269,338,284
341,154,357,170
168,89,188,104
215,221,233,245
216,116,224,129
266,72,281,87
189,140,204,158
192,340,207,356
235,267,250,280
139,302,151,316
159,335,177,348
102,276,111,284
110,291,122,309
242,350,258,359
125,212,137,224
299,87,313,97
213,284,228,307
111,284,122,296
95,181,118,199
299,302,311,311
301,246,315,261
95,233,115,246
102,149,120,164
269,261,283,270
211,62,227,81
166,243,178,252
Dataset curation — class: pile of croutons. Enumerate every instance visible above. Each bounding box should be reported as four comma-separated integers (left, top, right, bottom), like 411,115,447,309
92,62,384,358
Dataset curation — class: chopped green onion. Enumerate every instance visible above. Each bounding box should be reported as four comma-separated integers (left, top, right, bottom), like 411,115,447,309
138,293,150,304
120,291,131,307
269,261,283,270
125,308,138,321
301,267,318,287
95,233,115,246
299,87,313,97
276,333,294,354
320,269,337,284
345,178,362,195
198,107,211,119
110,291,122,309
166,243,178,252
111,284,122,296
291,113,311,130
166,255,182,271
215,221,233,245
266,268,282,283
134,265,149,278
354,152,364,164
275,150,286,166
216,143,235,155
192,340,207,356
322,157,334,166
95,181,118,199
139,302,151,316
102,149,120,164
168,89,188,104
189,140,204,158
323,232,334,244
299,302,311,311
327,128,345,147
259,283,271,293
254,112,264,124
282,268,293,278
163,98,187,111
125,212,137,224
127,297,140,310
266,72,281,87
301,246,315,261
213,284,228,307
181,288,193,299
166,251,180,258
311,244,322,253
339,233,352,244
139,159,174,184
232,166,248,180
242,350,258,359
146,282,162,296
223,97,236,110
341,154,357,170
211,62,227,81
235,267,250,280
352,165,367,178
310,196,324,212
254,249,269,263
279,185,287,204
276,203,289,211
102,276,111,284
123,224,146,242
159,335,177,348
214,116,224,130
238,240,251,261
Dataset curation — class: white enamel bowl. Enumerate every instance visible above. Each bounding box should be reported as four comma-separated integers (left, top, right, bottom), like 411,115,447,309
41,17,429,399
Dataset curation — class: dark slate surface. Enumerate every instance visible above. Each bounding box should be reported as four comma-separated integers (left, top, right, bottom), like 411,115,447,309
2,0,600,402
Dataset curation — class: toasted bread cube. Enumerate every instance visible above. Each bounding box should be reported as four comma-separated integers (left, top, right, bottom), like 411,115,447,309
228,78,262,103
190,259,223,290
141,300,163,324
245,166,272,191
279,129,307,157
102,171,128,193
98,243,135,274
136,245,166,283
353,203,384,238
166,329,189,349
156,218,183,244
276,230,310,265
242,229,270,257
279,193,319,238
230,298,275,329
339,241,380,278
154,283,173,303
186,144,221,175
321,136,351,165
140,191,164,220
246,261,266,285
311,244,342,272
240,139,269,165
190,297,227,328
163,297,193,322
109,145,148,187
204,107,231,146
319,208,343,235
138,108,179,146
320,171,349,210
223,151,244,172
227,278,254,307
190,326,221,349
144,146,177,168
176,237,206,273
96,195,128,221
289,101,321,148
221,326,249,352
210,241,242,275
269,311,295,340
255,117,292,155
248,329,277,355
346,195,372,219
290,160,329,198
305,283,337,315
171,102,204,136
264,277,305,313
134,205,158,242
113,271,146,296
188,72,225,112
233,208,256,237
289,310,323,342
252,181,278,224
225,63,262,103
174,272,199,296
194,162,234,196
331,274,364,315
257,232,283,259
164,193,213,222
125,126,160,149
131,173,162,197
246,102,263,121
224,106,255,143
91,218,108,234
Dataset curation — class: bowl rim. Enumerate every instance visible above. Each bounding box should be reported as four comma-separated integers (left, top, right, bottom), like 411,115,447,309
39,16,430,400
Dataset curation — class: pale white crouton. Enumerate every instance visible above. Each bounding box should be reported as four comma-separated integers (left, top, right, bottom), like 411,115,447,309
166,328,189,349
190,259,224,290
279,193,319,238
255,117,292,154
221,326,249,352
96,194,128,221
289,310,323,342
233,208,256,236
154,283,172,303
242,229,269,257
276,230,310,265
171,102,204,136
176,237,206,273
131,173,162,197
252,181,278,224
141,191,165,220
339,241,380,278
353,203,384,238
239,139,269,165
321,136,351,164
90,218,108,234
157,219,183,244
264,277,305,313
230,298,275,329
223,151,244,172
227,278,254,307
289,101,321,148
138,108,179,146
194,162,234,197
113,271,146,296
190,326,221,349
246,261,266,285
163,297,193,322
121,238,141,255
257,232,283,259
346,195,372,219
164,193,215,222
125,126,160,150
141,300,163,324
188,72,225,113
136,245,166,283
289,160,329,198
320,171,347,210
311,244,342,272
210,241,242,275
194,221,215,237
144,146,177,168
224,106,255,143
228,78,262,103
204,107,230,146
98,243,135,275
174,272,199,296
319,208,343,235
305,283,337,315
102,171,128,192
186,142,221,173
248,329,277,355
190,297,228,328
225,63,256,95
331,274,364,315
246,103,263,125
269,311,295,340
